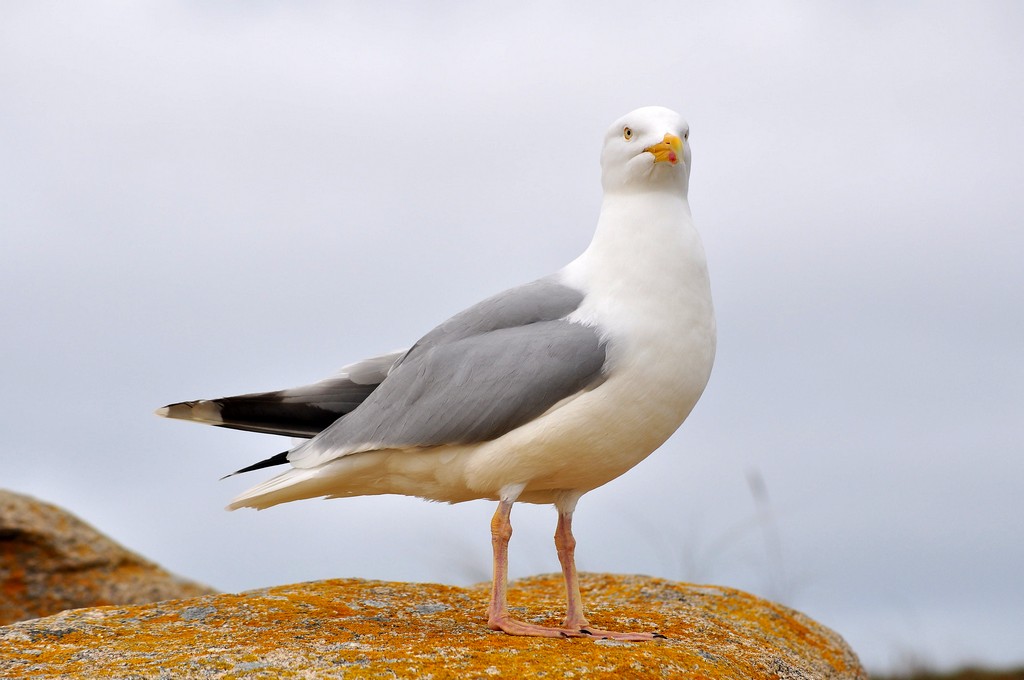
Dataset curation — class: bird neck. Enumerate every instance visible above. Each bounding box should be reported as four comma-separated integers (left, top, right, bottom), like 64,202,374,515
561,187,715,384
585,190,696,268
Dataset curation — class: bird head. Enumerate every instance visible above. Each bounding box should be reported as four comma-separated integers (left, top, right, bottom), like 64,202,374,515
600,106,691,197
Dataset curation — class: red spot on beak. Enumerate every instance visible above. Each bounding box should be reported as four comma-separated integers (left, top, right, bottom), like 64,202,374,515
668,151,678,164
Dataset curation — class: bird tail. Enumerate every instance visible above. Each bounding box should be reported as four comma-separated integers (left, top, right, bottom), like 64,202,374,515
227,466,324,511
226,454,384,510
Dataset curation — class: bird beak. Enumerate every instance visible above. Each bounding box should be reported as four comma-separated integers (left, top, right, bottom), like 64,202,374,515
644,134,683,165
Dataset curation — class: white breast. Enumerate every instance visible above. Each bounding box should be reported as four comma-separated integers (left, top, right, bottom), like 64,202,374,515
462,190,716,499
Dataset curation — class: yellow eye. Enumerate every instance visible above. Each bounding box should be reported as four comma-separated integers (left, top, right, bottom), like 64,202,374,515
623,126,633,140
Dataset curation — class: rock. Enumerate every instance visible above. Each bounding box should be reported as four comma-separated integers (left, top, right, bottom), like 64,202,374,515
0,489,216,625
0,573,867,679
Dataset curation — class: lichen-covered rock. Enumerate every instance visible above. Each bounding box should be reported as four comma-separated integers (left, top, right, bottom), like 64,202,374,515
0,573,866,679
0,489,216,625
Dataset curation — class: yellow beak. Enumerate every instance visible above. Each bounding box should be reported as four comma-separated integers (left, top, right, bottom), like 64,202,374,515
644,133,684,165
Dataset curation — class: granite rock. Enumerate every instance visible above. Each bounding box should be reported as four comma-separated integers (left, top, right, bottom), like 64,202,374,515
0,572,867,679
0,489,216,625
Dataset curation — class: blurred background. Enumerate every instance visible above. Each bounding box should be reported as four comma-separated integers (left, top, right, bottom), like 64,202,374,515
2,2,1021,675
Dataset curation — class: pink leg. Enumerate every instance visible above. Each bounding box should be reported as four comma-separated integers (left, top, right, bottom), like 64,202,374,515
554,510,586,626
555,510,666,641
486,499,583,638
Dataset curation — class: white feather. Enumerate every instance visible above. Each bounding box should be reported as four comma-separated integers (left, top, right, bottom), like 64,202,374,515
229,106,715,511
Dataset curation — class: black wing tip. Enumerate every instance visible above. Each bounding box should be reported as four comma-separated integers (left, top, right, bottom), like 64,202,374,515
221,450,291,480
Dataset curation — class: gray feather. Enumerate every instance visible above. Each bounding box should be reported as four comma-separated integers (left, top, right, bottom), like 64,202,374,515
397,275,585,364
289,277,604,465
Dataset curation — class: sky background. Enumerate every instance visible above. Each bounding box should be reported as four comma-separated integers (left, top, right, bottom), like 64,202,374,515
2,2,1022,673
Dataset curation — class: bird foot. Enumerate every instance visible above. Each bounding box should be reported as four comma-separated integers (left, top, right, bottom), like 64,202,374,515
575,626,667,641
487,615,587,638
488,614,665,640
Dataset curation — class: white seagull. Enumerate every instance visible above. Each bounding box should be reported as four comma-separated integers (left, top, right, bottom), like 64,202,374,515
158,106,716,639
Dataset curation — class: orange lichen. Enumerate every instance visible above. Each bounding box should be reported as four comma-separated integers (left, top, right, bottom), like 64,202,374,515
0,574,867,679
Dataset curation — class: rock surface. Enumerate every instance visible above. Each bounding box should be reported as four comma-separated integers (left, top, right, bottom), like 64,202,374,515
0,489,216,625
0,572,867,679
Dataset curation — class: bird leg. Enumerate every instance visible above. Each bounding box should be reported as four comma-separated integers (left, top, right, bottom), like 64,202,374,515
486,498,584,637
554,508,586,626
554,509,665,641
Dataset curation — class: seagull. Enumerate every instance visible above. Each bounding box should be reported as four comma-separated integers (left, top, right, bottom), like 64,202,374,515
157,106,716,639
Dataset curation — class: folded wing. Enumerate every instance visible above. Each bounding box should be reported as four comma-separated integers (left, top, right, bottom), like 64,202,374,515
288,317,607,469
159,276,605,476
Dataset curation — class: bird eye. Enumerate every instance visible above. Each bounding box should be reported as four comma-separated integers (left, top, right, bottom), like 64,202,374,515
683,130,689,141
623,127,633,140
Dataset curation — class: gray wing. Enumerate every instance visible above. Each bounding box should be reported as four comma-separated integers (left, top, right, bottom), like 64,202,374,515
288,277,605,469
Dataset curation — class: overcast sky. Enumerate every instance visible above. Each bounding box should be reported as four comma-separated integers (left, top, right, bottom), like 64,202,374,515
2,2,1022,673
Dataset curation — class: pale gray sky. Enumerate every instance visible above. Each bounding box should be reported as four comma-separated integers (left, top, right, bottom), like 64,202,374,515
2,2,1022,673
